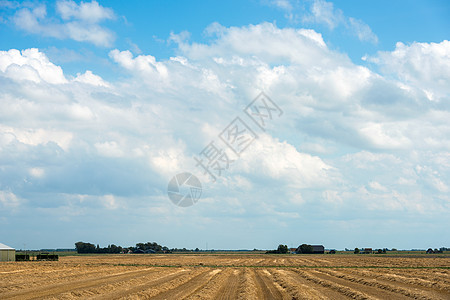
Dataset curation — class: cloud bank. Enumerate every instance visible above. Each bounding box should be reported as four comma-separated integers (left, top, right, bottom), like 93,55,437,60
0,21,449,248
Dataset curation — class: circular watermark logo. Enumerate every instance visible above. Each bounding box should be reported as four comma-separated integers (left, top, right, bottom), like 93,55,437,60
167,172,202,207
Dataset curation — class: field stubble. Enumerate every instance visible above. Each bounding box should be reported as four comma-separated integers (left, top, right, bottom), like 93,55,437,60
0,254,449,299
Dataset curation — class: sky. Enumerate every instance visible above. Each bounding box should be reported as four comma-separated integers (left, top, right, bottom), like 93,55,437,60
0,0,449,250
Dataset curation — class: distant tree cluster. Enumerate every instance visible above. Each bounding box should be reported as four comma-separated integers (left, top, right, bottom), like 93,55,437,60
134,242,169,253
75,242,122,254
75,241,170,254
266,244,289,254
170,248,190,252
427,248,446,254
297,244,314,254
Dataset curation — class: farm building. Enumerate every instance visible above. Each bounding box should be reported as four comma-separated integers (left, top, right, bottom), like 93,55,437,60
295,244,325,254
0,243,15,261
312,245,325,254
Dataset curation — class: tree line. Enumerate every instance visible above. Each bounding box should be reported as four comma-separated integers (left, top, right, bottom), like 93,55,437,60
76,241,254,254
75,242,123,254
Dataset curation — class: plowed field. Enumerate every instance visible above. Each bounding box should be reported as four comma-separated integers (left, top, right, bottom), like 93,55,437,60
1,254,449,299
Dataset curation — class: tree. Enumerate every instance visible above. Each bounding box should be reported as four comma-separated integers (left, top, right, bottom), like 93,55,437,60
298,244,313,254
354,248,360,254
75,242,96,253
277,244,288,254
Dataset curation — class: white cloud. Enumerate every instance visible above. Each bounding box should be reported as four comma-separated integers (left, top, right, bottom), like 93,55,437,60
109,49,169,79
0,191,20,208
149,143,189,177
56,0,114,23
367,40,450,101
0,125,73,150
74,70,109,87
29,167,45,178
270,0,293,11
359,122,412,149
237,134,335,188
0,48,67,84
0,18,449,248
11,1,116,47
95,141,124,158
272,0,378,44
305,0,344,30
368,181,388,192
348,17,378,44
177,22,332,65
101,194,119,210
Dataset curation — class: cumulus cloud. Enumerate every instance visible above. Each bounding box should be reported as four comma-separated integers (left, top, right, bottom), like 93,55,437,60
0,20,449,249
11,0,115,47
237,134,335,188
177,22,331,64
366,40,450,101
74,70,109,87
0,48,67,84
109,49,169,79
0,125,73,150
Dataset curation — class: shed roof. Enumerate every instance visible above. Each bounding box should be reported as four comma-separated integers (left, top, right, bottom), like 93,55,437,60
0,243,15,250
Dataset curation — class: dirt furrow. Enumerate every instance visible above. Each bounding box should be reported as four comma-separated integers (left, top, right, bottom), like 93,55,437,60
184,268,238,300
253,269,290,300
0,266,132,292
0,267,163,299
291,269,378,299
317,268,450,300
214,269,242,300
84,268,191,299
236,268,258,299
148,269,222,300
389,269,450,284
268,269,345,299
337,268,450,292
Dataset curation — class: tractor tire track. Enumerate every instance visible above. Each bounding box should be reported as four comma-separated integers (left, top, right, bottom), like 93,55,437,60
1,267,165,300
253,269,290,300
148,269,222,300
214,269,242,300
268,269,345,299
291,269,378,299
317,268,450,300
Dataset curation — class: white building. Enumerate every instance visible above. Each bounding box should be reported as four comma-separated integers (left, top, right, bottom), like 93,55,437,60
0,243,15,261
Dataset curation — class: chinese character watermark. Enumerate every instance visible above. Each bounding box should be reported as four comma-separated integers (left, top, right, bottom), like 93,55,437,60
219,117,257,156
244,92,283,130
194,141,234,182
167,92,282,207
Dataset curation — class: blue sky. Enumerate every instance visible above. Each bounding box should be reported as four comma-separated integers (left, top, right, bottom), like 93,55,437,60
0,0,449,250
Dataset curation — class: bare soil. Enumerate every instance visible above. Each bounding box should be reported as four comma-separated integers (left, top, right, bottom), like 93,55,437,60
1,254,449,299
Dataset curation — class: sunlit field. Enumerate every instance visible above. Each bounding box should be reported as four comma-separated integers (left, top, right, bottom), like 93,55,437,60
1,253,449,299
